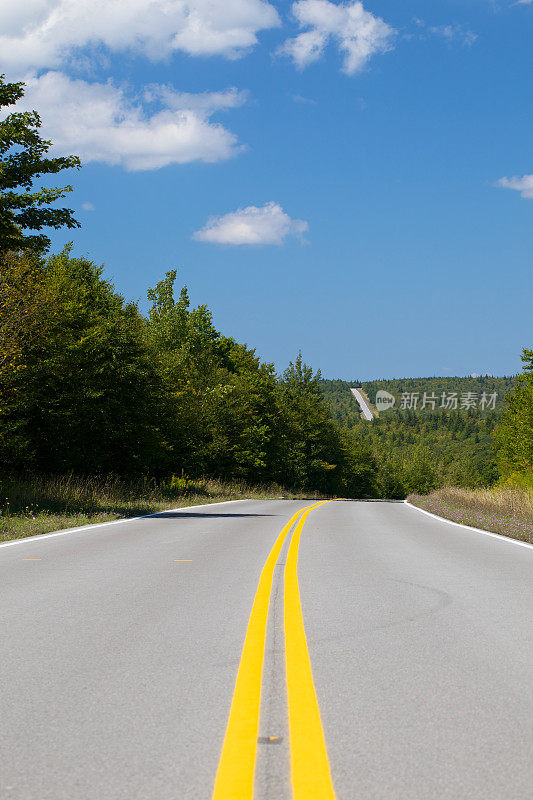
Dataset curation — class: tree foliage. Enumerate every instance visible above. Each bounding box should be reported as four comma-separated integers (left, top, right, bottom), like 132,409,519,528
0,250,48,379
0,248,166,473
4,242,523,497
494,349,533,483
0,253,377,497
0,75,81,256
320,378,510,495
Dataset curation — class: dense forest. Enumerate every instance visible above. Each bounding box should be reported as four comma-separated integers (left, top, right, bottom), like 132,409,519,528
322,376,515,425
320,377,511,495
319,374,532,497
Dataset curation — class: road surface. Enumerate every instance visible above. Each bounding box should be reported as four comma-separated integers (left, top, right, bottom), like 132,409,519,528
1,499,533,799
350,388,374,421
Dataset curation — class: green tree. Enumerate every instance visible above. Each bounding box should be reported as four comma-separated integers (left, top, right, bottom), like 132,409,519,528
401,453,437,495
145,270,282,481
144,269,226,472
3,247,167,474
0,250,48,380
195,342,280,481
0,250,50,466
0,75,81,256
275,354,376,495
494,348,533,481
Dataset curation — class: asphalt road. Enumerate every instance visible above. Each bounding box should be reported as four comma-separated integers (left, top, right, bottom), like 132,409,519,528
350,388,374,421
1,499,532,799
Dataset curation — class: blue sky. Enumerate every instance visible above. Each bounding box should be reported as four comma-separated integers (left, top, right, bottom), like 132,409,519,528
2,0,532,380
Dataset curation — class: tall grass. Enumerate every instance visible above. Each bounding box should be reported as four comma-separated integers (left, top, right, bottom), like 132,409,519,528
408,486,533,544
0,473,320,542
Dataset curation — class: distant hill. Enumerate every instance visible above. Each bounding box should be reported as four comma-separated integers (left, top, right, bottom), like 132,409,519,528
320,376,515,425
319,376,516,494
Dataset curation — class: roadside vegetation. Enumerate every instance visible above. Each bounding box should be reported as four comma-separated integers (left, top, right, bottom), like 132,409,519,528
407,486,533,544
0,473,322,543
406,351,533,542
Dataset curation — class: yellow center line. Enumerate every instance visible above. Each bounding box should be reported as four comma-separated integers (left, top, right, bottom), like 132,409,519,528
285,501,337,800
22,558,42,561
211,503,321,800
173,559,193,561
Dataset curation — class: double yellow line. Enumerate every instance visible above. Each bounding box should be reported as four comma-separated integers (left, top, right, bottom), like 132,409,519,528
211,502,336,800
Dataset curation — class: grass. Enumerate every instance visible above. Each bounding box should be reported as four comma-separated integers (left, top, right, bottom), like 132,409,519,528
407,486,533,544
0,473,321,543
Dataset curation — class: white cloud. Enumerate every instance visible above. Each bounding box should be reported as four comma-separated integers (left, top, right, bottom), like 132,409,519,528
0,0,280,71
12,72,247,170
433,26,477,46
496,174,533,200
143,84,247,114
81,202,95,211
279,0,395,75
292,93,317,104
413,18,477,46
193,202,309,245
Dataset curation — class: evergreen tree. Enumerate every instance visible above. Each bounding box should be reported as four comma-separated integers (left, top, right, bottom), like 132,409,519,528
0,75,81,255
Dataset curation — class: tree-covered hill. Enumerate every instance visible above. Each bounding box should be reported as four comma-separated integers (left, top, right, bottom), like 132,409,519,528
321,376,515,425
319,376,516,496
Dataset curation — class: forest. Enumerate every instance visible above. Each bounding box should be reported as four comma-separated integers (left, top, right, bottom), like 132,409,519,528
320,376,519,496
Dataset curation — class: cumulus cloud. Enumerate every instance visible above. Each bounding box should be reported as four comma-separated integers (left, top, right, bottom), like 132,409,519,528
81,202,95,211
279,0,395,75
12,72,247,170
496,174,533,200
0,0,280,71
193,202,309,245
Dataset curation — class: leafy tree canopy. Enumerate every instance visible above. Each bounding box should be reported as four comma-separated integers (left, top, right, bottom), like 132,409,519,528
0,75,81,256
0,247,167,474
494,348,533,479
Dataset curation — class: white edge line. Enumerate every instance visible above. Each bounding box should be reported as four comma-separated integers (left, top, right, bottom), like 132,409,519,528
404,499,533,551
0,498,253,549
